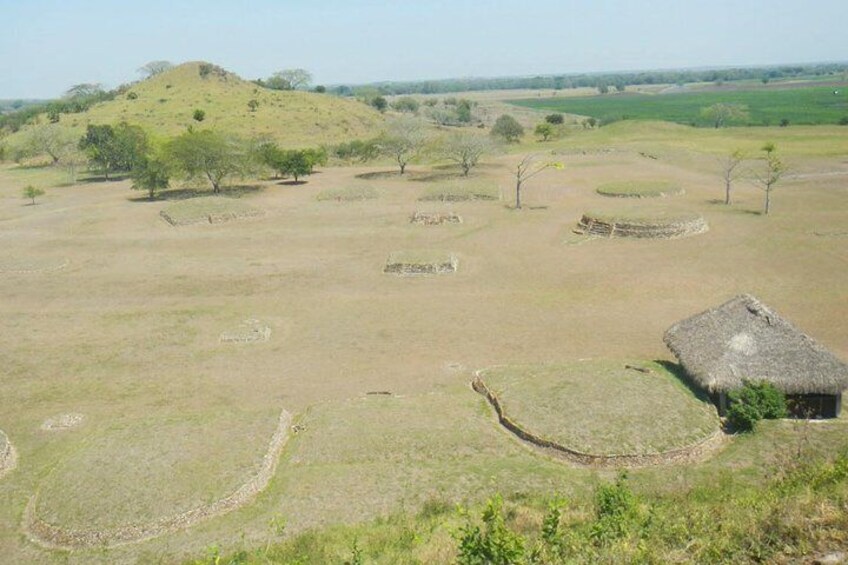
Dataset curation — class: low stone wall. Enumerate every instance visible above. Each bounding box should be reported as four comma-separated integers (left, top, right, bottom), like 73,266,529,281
384,255,458,276
472,374,724,469
576,214,708,239
0,430,17,480
160,209,262,227
24,409,292,549
410,211,463,225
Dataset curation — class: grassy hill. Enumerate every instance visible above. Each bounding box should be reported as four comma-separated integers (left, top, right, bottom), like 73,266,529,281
27,62,385,147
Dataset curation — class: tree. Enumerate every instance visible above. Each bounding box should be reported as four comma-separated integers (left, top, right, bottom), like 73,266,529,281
259,144,327,182
701,103,750,128
720,149,745,205
597,83,610,94
78,122,149,179
456,99,473,123
754,142,786,215
193,109,206,122
17,123,77,164
491,114,524,143
167,129,249,193
370,96,388,112
545,113,564,125
131,154,171,199
534,122,555,141
441,131,493,176
23,185,45,205
391,96,420,114
513,154,563,209
64,83,104,99
378,117,428,175
137,60,173,78
266,69,312,90
247,99,260,112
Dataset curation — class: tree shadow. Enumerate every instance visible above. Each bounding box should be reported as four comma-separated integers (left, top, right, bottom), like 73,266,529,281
81,173,132,183
278,180,307,186
126,184,265,203
355,170,406,180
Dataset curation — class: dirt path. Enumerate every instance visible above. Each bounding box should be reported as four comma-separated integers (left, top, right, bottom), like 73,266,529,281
472,374,726,468
23,409,292,550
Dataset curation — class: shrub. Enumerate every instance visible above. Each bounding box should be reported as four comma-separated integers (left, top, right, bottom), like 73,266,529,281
455,495,525,565
23,184,45,205
838,116,848,125
545,113,565,125
193,109,206,122
727,380,787,432
127,91,138,100
591,473,639,542
491,114,524,143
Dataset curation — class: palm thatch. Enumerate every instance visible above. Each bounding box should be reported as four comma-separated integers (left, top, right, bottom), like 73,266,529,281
664,294,848,395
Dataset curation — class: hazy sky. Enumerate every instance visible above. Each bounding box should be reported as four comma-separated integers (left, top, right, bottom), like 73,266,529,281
1,0,845,98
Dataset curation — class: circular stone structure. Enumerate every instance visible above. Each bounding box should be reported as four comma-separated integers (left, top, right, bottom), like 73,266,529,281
410,211,463,225
473,361,722,467
576,210,708,239
160,197,262,226
596,181,684,198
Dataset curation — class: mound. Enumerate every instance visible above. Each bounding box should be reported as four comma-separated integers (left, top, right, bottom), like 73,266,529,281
12,62,384,149
160,197,261,226
596,181,683,198
0,257,68,274
474,361,721,466
25,408,290,549
419,182,499,202
384,251,458,276
410,211,462,225
219,319,271,344
0,429,17,479
576,210,708,239
316,186,379,202
41,413,85,431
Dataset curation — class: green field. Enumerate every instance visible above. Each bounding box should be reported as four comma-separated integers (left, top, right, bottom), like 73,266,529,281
509,86,848,126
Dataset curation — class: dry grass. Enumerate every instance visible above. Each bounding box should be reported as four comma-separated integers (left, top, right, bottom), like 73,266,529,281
0,120,847,562
480,361,719,455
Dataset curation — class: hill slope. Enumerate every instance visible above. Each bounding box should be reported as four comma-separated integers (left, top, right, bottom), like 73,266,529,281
53,62,384,147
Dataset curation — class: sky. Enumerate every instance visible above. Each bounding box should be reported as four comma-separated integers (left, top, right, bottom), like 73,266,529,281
1,0,846,99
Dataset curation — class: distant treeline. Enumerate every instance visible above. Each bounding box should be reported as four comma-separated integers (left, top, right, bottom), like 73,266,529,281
333,62,848,96
0,88,116,133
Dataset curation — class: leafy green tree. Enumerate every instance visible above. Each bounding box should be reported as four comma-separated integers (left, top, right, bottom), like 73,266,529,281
247,99,259,112
491,114,524,143
260,144,326,182
78,123,149,179
265,69,312,90
390,96,420,113
167,129,249,192
332,139,380,163
377,117,428,174
131,153,171,200
755,142,786,215
534,122,555,141
701,103,750,128
456,99,473,123
727,379,787,432
23,185,45,205
545,113,565,125
371,96,388,112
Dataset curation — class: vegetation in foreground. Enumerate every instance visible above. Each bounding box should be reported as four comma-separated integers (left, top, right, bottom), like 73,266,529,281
188,451,848,564
509,85,848,127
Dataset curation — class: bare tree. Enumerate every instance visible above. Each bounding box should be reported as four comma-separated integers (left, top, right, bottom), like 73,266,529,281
267,69,313,90
137,60,173,78
513,154,563,209
720,149,745,205
753,142,786,215
377,117,428,175
700,103,749,128
15,123,77,165
440,131,493,176
64,83,104,99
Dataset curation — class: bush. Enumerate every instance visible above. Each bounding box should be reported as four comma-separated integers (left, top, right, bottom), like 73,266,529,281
838,116,848,125
455,495,525,565
591,473,640,542
727,380,787,432
127,91,138,100
545,113,564,125
491,114,524,143
192,109,206,122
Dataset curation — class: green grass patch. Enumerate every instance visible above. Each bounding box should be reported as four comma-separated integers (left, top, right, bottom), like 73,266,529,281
316,185,379,202
160,196,261,226
481,361,719,455
509,86,848,126
596,180,682,198
419,181,500,202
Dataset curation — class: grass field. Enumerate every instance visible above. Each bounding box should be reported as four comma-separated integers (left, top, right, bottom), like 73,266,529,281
509,85,848,126
0,118,847,563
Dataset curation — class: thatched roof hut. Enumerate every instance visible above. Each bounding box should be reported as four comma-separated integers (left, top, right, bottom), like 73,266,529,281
664,294,848,417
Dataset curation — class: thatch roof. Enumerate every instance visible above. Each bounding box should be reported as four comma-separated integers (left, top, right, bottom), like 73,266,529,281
664,294,848,395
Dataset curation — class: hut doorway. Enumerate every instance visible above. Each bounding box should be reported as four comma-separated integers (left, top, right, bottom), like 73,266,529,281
786,394,842,419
